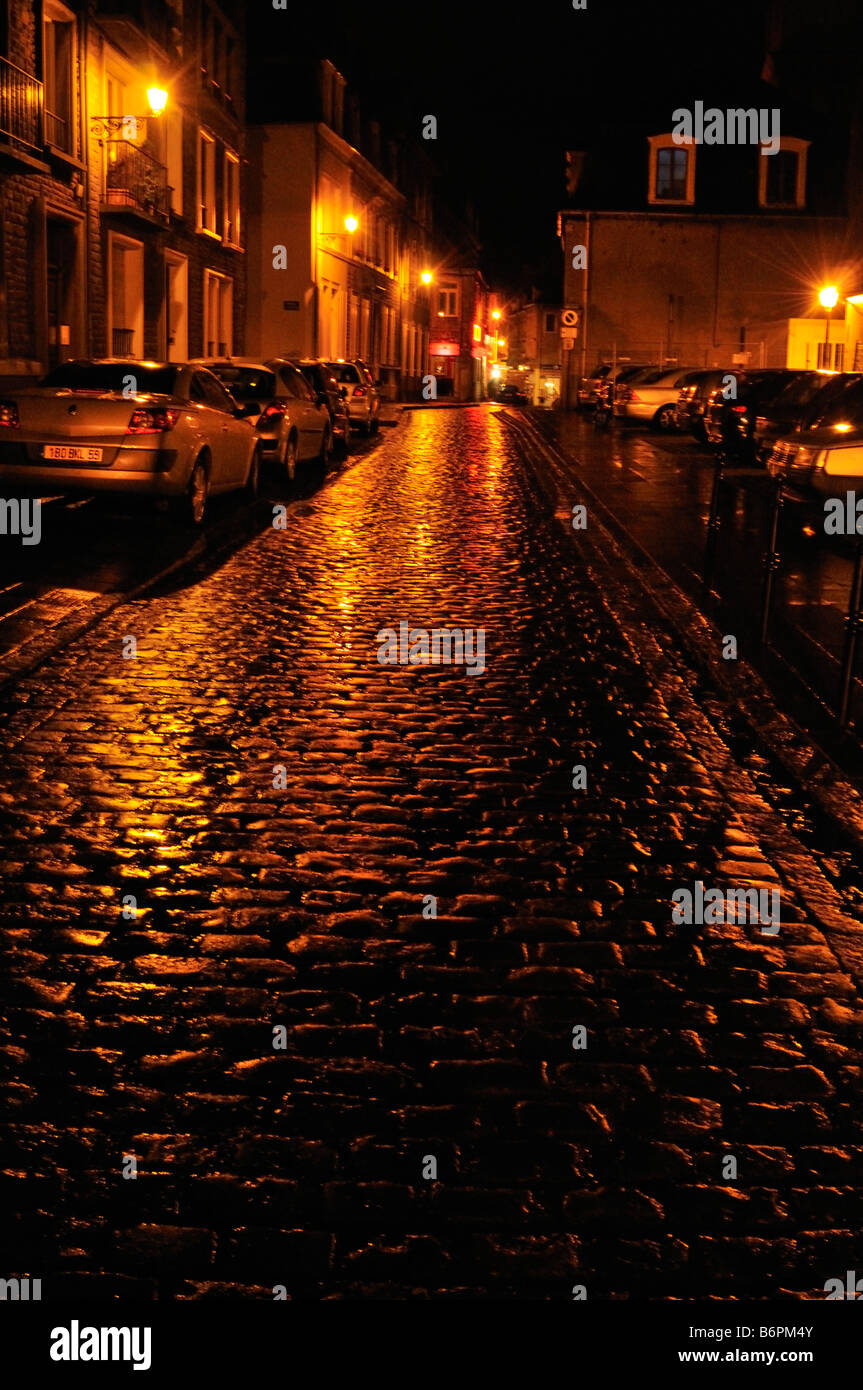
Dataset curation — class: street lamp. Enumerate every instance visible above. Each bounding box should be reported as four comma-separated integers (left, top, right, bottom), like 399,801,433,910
344,215,358,234
819,285,840,368
421,270,433,285
491,309,502,366
91,86,168,142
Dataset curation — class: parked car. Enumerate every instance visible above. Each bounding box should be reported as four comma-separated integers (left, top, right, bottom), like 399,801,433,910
674,369,731,442
199,356,332,479
614,365,701,430
594,362,653,409
323,359,380,435
704,368,815,463
752,370,851,461
0,358,259,525
579,361,651,408
296,359,350,455
496,384,530,405
767,374,863,501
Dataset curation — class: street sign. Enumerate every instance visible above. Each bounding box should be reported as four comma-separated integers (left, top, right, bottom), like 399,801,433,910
561,308,579,328
561,327,578,345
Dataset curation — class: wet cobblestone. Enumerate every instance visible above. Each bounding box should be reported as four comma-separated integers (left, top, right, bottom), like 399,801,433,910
1,406,862,1299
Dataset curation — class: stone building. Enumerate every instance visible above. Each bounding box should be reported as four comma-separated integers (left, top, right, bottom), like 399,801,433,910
246,58,434,400
0,0,247,384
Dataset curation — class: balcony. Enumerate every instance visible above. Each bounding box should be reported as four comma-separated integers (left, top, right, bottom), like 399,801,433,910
103,141,170,222
0,56,43,152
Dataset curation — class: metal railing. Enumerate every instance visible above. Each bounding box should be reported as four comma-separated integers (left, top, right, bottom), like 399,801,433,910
45,108,71,152
104,140,169,219
0,56,43,151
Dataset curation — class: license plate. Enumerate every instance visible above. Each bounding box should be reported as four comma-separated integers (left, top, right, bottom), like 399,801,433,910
43,445,103,462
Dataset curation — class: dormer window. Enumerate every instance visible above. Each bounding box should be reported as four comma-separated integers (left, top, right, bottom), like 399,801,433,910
648,135,695,205
759,136,808,209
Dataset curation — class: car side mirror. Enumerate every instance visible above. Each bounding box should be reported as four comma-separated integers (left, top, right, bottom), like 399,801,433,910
235,401,258,418
339,386,348,398
316,391,329,407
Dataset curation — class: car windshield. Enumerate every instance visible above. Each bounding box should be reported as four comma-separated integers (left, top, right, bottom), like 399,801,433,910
208,367,276,402
771,373,836,409
326,363,360,384
806,376,863,430
41,362,180,394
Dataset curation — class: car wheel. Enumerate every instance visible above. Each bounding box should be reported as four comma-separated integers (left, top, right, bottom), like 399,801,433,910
370,413,380,435
653,404,676,431
181,456,209,526
244,444,261,499
692,419,708,444
281,433,298,480
319,426,332,467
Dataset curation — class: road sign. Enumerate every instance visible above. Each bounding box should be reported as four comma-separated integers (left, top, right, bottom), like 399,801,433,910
561,327,578,345
561,308,579,328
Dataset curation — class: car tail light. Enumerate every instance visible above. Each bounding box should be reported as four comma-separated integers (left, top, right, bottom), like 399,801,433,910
258,402,288,423
126,406,181,434
353,387,366,398
732,405,747,414
0,400,20,428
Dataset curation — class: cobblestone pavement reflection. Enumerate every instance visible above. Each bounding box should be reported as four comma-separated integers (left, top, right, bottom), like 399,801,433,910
1,406,862,1299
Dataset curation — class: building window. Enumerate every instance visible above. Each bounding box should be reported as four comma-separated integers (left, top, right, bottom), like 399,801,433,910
224,150,240,246
198,131,218,235
437,282,458,317
204,270,232,356
43,0,77,154
817,341,844,371
166,109,183,214
758,136,809,209
648,136,695,205
545,312,556,333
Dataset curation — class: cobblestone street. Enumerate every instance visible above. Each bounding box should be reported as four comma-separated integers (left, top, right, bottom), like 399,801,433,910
2,405,863,1300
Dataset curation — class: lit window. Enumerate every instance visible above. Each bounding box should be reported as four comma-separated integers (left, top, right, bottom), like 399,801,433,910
224,150,241,246
204,270,233,356
648,135,695,205
43,0,77,154
198,131,218,235
759,137,809,210
437,282,458,316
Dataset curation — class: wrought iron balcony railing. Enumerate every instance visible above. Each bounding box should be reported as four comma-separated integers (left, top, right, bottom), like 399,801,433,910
0,56,43,151
104,140,170,220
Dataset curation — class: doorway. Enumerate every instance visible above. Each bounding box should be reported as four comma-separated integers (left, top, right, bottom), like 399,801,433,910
46,217,78,370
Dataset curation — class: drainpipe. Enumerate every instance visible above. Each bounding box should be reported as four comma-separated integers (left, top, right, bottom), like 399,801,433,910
579,210,591,402
313,124,319,357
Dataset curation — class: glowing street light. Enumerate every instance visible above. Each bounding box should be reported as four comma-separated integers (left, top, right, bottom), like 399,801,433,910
344,215,358,234
421,270,433,285
146,86,168,115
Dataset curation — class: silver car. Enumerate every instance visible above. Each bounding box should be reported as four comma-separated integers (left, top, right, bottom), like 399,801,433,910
613,366,701,430
199,357,332,480
323,359,380,435
0,358,259,524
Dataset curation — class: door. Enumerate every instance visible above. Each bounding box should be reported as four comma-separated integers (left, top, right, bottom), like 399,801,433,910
164,253,188,361
280,364,324,458
46,219,77,371
192,369,249,488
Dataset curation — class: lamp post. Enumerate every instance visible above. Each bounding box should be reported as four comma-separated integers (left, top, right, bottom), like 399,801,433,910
819,284,839,369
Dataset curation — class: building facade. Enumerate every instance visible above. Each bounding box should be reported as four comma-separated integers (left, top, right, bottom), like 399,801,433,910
0,0,247,384
505,298,561,405
557,71,858,407
246,59,433,399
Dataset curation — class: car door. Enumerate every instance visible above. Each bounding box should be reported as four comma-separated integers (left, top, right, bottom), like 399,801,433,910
196,369,249,488
281,365,324,459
